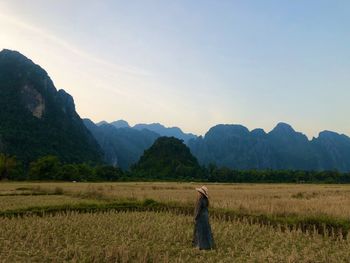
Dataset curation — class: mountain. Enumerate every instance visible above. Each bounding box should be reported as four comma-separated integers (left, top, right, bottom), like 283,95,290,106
85,117,350,172
83,119,159,169
133,123,197,143
97,121,109,126
0,49,102,164
97,120,130,128
188,122,350,172
132,137,203,179
84,120,197,169
312,131,350,171
111,120,130,129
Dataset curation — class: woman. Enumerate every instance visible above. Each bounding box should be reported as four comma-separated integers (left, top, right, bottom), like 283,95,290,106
192,186,214,250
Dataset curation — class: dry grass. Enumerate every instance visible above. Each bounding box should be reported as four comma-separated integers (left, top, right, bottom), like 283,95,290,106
1,182,350,262
1,182,350,219
0,211,350,263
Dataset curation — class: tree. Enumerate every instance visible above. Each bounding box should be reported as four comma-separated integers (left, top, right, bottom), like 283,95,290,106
28,156,60,180
57,164,79,181
75,163,95,181
0,153,18,180
94,165,122,181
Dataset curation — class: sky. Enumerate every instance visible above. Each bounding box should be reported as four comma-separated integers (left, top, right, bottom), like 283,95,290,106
0,0,349,138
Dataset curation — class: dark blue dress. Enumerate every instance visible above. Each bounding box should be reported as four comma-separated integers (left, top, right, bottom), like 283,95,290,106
192,196,214,249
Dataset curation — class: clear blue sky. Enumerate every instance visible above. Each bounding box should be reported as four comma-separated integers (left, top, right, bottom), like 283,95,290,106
1,0,349,137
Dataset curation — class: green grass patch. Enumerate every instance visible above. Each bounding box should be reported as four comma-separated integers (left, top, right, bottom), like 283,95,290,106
0,186,64,196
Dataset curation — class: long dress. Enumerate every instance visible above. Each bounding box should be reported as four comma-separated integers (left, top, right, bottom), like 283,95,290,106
192,195,214,249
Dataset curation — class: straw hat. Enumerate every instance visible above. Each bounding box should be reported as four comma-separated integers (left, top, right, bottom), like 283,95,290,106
196,186,209,198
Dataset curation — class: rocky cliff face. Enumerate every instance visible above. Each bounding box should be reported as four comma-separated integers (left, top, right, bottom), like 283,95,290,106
20,84,45,118
188,123,350,172
0,49,102,164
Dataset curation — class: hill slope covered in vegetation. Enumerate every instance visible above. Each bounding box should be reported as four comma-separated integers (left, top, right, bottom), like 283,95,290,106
0,49,102,164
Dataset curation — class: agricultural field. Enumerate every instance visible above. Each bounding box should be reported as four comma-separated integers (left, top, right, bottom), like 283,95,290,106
2,182,350,219
1,182,350,262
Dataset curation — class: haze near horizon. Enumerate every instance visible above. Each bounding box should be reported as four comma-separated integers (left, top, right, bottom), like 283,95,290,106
0,0,349,137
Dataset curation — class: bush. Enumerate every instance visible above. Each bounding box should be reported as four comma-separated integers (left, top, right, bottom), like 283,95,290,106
0,153,23,180
57,164,79,181
28,156,60,180
94,165,123,181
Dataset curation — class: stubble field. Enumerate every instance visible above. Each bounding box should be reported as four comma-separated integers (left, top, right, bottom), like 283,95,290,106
1,182,350,262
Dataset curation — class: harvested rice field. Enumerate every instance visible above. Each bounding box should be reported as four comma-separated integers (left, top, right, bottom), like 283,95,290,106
1,182,350,262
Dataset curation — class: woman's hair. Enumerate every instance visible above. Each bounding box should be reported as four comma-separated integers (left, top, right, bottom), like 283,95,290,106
195,191,201,203
196,192,209,207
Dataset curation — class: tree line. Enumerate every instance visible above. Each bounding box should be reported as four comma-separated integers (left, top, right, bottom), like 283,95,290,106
0,154,122,181
206,164,350,183
1,153,350,183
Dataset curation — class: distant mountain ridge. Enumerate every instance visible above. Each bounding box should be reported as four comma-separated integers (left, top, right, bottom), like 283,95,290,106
188,122,350,172
83,119,159,169
84,120,197,169
111,120,130,129
95,120,197,142
0,49,102,164
132,122,197,143
86,119,350,172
